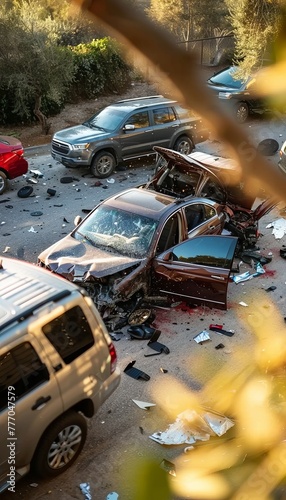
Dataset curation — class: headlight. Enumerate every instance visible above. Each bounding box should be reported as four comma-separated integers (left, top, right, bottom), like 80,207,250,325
218,92,232,99
72,143,90,150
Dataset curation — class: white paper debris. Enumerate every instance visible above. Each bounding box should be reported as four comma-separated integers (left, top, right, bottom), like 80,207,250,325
28,226,38,233
132,399,156,410
193,330,210,343
3,247,10,253
106,493,119,500
266,218,286,239
149,409,234,446
239,301,248,307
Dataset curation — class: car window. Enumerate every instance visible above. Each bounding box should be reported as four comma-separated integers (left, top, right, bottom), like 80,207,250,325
157,214,180,253
42,306,95,364
184,204,207,231
125,111,150,128
153,107,176,125
86,107,127,131
171,236,235,268
0,342,50,411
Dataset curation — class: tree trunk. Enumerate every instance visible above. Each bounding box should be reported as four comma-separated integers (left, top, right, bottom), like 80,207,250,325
34,95,51,135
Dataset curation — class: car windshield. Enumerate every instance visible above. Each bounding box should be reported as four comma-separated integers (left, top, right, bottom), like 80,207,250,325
84,107,127,131
74,206,158,258
208,68,246,89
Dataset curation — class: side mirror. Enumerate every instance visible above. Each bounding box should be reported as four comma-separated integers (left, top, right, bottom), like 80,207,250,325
74,215,82,226
162,251,173,261
123,124,135,131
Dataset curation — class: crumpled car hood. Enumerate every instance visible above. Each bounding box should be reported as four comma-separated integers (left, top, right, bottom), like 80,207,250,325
39,235,142,280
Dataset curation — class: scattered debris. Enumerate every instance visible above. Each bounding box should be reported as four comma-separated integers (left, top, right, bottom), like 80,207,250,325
28,226,37,233
30,211,43,217
160,367,168,373
80,482,92,500
215,343,225,349
150,408,234,446
160,459,176,476
60,176,79,183
17,186,33,198
128,324,155,340
147,330,170,354
265,285,277,292
266,218,286,239
193,330,211,343
47,188,56,196
3,247,10,253
106,493,119,500
124,361,150,381
232,262,265,283
132,399,156,410
257,138,279,156
128,308,154,326
107,178,115,183
239,301,248,307
280,245,286,259
209,324,235,337
30,169,43,178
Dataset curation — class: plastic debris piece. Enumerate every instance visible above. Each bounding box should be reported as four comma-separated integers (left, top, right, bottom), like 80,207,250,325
30,211,43,216
30,169,43,178
80,482,92,500
47,188,56,196
3,246,10,253
193,330,211,343
106,493,119,500
107,178,115,183
29,483,38,487
132,399,156,410
160,367,168,373
209,325,234,337
150,408,234,446
160,459,176,476
124,361,150,381
265,285,277,292
232,262,265,283
239,301,248,307
215,343,225,349
28,226,37,233
147,329,170,354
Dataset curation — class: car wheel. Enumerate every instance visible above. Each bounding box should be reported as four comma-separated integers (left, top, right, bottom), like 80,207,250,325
0,171,8,195
91,151,116,178
174,136,194,155
32,411,87,478
235,102,249,123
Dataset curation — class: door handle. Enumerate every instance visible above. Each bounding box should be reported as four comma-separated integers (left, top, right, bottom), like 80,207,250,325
31,396,51,411
171,124,179,128
208,225,216,230
211,275,225,280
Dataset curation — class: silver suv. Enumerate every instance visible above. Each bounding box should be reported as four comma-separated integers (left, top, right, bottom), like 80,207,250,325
0,256,120,492
51,95,209,178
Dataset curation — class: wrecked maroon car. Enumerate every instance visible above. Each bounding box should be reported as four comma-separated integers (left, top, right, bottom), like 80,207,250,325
38,188,238,316
144,146,278,249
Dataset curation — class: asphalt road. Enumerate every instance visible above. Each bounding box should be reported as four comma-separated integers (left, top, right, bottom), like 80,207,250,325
1,116,286,500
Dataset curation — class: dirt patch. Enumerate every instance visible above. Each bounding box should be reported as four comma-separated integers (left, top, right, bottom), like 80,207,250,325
0,81,163,149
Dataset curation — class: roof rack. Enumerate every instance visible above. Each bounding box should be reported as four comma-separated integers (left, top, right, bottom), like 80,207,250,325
116,95,165,103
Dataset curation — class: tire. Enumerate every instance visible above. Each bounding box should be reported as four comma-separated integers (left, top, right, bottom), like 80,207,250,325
235,102,249,123
174,136,194,155
0,171,8,195
91,151,116,178
32,411,87,478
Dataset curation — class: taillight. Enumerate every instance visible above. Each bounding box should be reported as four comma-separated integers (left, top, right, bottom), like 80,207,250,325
109,342,117,373
13,148,24,157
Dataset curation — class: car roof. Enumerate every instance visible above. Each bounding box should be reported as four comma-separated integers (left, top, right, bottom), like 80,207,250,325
109,95,177,111
0,257,78,335
101,188,218,221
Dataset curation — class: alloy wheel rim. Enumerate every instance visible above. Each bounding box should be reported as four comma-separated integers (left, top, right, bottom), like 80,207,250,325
47,424,82,469
98,156,113,175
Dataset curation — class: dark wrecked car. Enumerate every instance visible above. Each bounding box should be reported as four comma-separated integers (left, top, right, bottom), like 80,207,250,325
144,146,278,249
38,188,238,316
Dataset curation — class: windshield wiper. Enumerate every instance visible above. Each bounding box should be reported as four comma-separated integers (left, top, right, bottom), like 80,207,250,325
84,122,106,131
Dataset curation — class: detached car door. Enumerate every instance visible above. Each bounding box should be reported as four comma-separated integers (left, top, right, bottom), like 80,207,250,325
152,235,238,310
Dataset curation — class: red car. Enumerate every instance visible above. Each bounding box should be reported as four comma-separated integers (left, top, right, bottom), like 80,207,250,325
0,135,28,194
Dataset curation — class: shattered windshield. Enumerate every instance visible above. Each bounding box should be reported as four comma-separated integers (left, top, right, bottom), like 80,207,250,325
74,206,158,258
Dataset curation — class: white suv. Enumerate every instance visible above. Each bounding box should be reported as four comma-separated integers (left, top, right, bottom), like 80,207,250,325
0,256,120,493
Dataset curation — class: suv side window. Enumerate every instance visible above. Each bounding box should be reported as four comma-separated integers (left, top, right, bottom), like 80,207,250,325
42,306,95,364
153,107,176,124
0,343,50,411
125,111,150,129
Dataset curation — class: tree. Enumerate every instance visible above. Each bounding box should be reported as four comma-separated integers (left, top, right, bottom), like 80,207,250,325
146,0,230,42
0,1,74,131
226,0,282,75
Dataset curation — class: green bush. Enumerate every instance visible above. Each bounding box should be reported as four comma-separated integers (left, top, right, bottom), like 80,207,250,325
68,37,132,101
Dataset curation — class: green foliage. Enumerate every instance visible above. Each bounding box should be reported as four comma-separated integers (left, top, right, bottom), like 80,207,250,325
69,37,132,100
147,0,230,41
226,0,282,76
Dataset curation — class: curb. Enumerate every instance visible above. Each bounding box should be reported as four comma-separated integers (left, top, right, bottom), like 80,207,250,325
25,144,50,157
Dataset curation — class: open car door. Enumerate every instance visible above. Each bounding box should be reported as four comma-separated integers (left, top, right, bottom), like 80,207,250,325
152,235,238,310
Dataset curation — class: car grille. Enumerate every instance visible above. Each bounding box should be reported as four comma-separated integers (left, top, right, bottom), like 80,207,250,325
52,139,70,155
